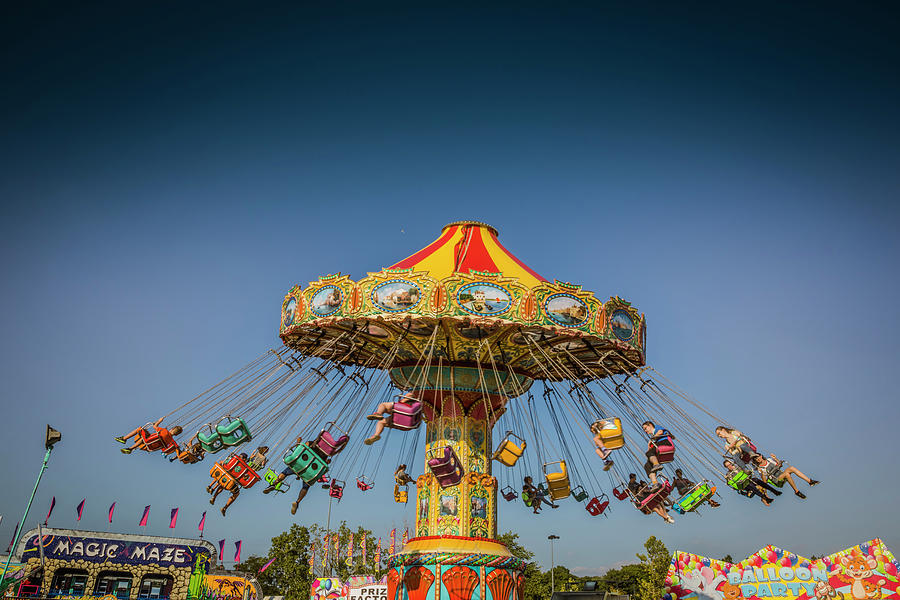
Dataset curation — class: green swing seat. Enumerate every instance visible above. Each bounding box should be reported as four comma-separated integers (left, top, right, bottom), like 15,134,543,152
727,470,751,491
571,485,589,503
283,442,329,484
673,482,716,514
263,469,291,493
217,417,252,446
521,490,533,508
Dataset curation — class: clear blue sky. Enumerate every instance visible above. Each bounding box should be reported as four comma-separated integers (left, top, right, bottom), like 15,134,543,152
1,2,898,575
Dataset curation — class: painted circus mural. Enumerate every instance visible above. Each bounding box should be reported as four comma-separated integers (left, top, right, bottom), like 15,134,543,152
665,539,899,600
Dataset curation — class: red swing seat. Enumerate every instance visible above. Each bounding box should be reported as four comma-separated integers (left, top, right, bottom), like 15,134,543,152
653,439,676,464
586,494,610,517
637,479,673,512
138,424,177,453
612,485,630,501
329,480,345,499
357,476,375,491
501,485,518,501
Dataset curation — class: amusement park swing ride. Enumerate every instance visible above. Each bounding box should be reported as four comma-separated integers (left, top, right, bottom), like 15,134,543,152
117,221,817,600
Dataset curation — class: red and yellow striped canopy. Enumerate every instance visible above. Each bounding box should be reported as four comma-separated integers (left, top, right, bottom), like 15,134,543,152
389,221,546,288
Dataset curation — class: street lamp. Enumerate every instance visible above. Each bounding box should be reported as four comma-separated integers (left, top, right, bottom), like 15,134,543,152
548,534,560,597
1,425,62,588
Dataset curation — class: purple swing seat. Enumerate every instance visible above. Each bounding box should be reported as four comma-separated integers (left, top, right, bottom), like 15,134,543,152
427,446,464,488
389,400,423,431
314,426,349,457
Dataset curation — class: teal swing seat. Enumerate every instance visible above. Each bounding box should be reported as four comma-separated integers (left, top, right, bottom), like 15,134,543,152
197,425,225,454
283,442,329,484
216,416,252,446
571,485,589,503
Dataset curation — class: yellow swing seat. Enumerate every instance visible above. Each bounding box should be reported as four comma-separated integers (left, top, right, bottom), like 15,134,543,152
543,460,571,500
492,431,526,467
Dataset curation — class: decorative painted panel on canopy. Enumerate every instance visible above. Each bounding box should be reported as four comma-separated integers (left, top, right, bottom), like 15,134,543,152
279,222,646,381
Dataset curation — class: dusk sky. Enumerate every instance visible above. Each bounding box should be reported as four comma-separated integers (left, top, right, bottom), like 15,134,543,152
1,2,899,575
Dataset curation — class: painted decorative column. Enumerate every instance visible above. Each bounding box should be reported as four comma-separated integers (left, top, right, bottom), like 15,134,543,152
386,366,527,600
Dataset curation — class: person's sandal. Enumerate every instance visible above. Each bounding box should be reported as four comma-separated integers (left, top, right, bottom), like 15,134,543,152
795,491,806,499
291,501,299,515
364,435,381,445
366,414,383,420
115,436,126,444
809,479,820,486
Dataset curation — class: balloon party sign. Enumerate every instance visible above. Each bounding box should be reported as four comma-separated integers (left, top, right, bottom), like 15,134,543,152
665,539,898,600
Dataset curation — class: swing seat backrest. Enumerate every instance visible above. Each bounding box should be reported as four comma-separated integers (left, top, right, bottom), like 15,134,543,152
197,426,225,454
394,484,409,503
390,400,423,430
571,485,589,503
492,437,526,467
314,430,349,457
428,446,464,488
543,461,571,500
586,495,610,516
597,418,625,450
216,417,252,447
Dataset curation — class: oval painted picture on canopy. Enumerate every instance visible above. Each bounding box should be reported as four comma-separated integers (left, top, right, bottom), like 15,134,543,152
310,285,343,317
283,297,298,327
544,294,590,327
610,309,635,341
456,282,512,316
371,280,421,312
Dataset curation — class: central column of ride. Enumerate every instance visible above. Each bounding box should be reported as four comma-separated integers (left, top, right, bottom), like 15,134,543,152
386,366,526,600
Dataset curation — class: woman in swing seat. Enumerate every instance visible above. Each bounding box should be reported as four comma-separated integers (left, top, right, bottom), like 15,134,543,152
523,476,559,514
723,459,779,506
394,464,416,486
751,453,819,498
716,426,762,463
365,391,420,445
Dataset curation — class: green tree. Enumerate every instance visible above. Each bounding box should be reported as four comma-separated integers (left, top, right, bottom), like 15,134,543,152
600,563,644,597
635,536,670,600
719,555,734,564
235,521,376,600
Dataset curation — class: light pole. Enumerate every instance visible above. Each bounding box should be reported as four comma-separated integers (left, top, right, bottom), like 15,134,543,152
1,426,62,589
548,534,560,597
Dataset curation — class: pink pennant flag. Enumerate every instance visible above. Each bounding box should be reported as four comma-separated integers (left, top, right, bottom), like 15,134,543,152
169,508,178,529
234,540,242,563
198,512,206,535
139,505,150,527
218,539,226,561
6,522,20,553
259,557,276,573
108,502,116,524
76,499,85,522
44,496,56,525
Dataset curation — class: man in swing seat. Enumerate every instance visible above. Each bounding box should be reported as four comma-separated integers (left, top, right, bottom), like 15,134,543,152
263,436,327,514
641,420,674,487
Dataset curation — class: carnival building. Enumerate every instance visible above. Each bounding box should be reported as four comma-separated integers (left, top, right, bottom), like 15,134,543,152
7,528,258,600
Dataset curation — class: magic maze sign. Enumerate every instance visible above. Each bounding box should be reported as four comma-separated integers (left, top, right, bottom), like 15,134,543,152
22,534,210,566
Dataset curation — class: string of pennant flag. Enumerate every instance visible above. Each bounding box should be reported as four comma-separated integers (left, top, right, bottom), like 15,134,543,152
7,499,411,573
3,498,242,563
